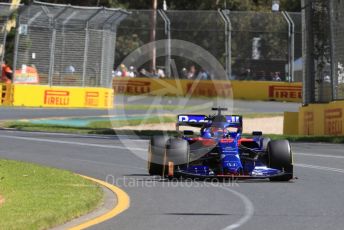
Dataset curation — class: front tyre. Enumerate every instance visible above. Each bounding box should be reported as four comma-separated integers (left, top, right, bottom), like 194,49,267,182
268,140,293,181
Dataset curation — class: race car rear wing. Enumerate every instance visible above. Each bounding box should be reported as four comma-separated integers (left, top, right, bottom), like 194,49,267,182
176,114,243,128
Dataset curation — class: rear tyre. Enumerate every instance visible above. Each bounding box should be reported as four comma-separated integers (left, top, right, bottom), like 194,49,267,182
148,136,169,175
166,138,189,165
166,138,189,177
268,140,293,181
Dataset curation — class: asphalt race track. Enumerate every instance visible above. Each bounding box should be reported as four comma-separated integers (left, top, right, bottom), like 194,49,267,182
0,130,343,230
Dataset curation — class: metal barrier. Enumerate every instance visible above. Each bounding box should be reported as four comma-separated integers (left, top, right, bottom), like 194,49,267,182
0,83,13,106
13,1,129,88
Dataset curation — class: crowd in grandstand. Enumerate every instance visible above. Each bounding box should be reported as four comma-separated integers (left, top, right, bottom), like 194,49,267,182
113,63,285,81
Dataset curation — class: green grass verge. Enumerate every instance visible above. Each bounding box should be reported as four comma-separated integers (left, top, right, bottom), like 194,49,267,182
0,159,103,230
89,116,175,129
114,104,192,111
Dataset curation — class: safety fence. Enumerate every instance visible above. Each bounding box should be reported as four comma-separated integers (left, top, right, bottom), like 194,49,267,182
302,0,344,103
13,1,129,88
116,10,301,82
113,78,302,102
330,0,344,100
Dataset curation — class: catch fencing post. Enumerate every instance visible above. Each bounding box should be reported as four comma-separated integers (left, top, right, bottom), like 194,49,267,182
282,11,295,83
82,8,102,87
158,9,171,77
220,9,232,80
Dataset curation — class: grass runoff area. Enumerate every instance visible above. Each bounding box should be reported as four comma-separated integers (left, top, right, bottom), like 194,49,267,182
2,113,344,143
0,159,103,230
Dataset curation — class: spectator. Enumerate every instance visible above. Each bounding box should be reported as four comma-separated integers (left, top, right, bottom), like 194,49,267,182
65,65,75,75
181,67,188,79
1,60,13,83
273,72,281,81
187,65,196,79
197,68,209,80
151,69,160,78
157,69,165,78
139,68,149,77
128,66,136,78
119,64,128,77
239,68,250,80
244,68,252,80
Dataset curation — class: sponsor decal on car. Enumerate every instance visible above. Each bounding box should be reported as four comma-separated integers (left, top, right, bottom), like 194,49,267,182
178,115,241,125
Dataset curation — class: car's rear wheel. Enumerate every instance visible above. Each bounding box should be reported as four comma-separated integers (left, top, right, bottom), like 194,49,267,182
268,140,293,181
166,138,189,176
148,136,169,175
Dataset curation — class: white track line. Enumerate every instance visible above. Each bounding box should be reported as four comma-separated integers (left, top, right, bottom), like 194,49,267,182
0,134,147,152
214,186,254,230
0,130,149,141
295,163,344,174
295,152,344,159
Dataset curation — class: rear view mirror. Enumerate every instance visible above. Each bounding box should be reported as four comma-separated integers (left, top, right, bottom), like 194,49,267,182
183,130,194,135
252,131,263,136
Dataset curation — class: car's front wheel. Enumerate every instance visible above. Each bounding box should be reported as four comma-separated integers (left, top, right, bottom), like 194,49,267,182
268,140,293,181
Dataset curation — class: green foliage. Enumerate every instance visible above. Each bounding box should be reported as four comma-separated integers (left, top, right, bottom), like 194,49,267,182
4,28,16,67
25,0,301,11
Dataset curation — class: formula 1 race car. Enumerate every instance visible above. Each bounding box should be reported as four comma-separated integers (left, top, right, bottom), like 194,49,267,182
148,108,293,181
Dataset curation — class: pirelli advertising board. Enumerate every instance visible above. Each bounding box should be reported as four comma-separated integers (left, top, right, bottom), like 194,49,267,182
113,78,302,102
13,85,113,109
298,102,344,136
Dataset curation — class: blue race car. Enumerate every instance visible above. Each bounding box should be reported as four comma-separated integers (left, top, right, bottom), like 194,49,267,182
148,107,293,181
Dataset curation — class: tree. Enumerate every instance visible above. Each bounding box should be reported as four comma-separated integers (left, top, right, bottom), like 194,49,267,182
23,0,301,11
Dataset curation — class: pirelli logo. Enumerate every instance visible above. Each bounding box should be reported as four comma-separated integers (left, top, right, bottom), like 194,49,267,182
269,85,302,99
303,111,314,135
324,108,343,135
44,90,70,106
113,80,151,94
104,92,112,107
186,83,232,97
85,92,99,107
